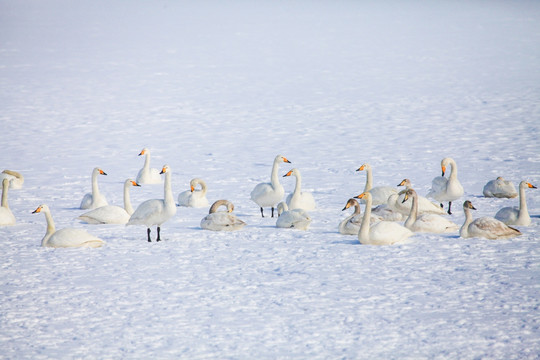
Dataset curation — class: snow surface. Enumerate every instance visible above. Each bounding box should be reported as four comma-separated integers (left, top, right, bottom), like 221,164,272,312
1,0,540,358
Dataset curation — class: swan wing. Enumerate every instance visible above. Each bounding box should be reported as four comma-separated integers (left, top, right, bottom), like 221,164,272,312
201,212,246,231
469,217,521,239
494,206,519,225
78,205,130,224
365,221,413,245
47,228,105,248
0,207,16,226
251,182,284,207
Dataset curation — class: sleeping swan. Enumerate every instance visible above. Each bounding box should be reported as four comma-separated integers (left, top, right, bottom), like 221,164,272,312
460,200,521,240
283,168,316,211
276,201,311,230
483,177,518,198
80,167,109,210
177,178,209,208
33,204,105,248
78,179,141,224
201,200,246,231
494,181,536,226
250,154,291,217
0,178,16,226
136,147,162,184
0,170,24,189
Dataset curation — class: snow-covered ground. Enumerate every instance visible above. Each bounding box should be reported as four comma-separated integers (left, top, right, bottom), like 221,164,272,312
1,0,540,358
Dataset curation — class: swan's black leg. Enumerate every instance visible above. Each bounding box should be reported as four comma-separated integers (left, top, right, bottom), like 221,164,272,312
260,207,264,217
156,226,161,242
147,228,152,242
440,203,443,208
447,202,453,215
271,207,275,217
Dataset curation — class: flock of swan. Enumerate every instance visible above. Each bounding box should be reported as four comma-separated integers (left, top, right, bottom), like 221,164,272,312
0,151,536,248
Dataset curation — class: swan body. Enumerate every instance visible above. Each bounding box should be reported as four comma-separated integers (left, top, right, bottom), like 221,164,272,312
0,170,24,189
78,179,140,224
356,163,397,206
177,178,209,208
355,192,413,245
276,201,311,230
283,168,316,211
460,200,521,239
80,167,108,210
371,202,406,221
427,158,464,214
250,155,291,217
339,198,380,235
402,189,459,233
127,165,177,241
201,200,246,231
494,181,536,226
33,204,105,248
483,177,518,198
136,148,162,184
391,179,446,215
0,178,16,226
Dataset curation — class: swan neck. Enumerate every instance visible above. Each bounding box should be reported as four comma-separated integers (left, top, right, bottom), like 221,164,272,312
1,180,8,208
448,160,458,179
358,195,372,242
124,182,134,215
460,207,472,238
518,183,529,219
92,169,101,196
293,173,302,196
353,201,361,216
363,167,373,192
198,180,208,195
209,200,228,214
163,171,174,206
42,209,56,246
404,193,418,229
270,158,281,188
144,152,151,170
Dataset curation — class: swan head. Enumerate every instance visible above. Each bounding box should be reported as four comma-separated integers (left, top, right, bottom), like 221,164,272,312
354,192,371,201
401,189,417,203
93,167,107,176
521,181,537,189
138,148,149,156
440,158,455,176
32,204,49,214
398,178,411,187
342,198,358,211
160,165,171,175
463,200,476,211
356,163,370,172
283,168,299,178
276,155,291,164
128,179,141,187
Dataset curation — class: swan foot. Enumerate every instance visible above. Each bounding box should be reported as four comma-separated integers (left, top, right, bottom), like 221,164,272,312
156,227,161,242
260,207,265,217
447,202,453,215
271,207,275,218
147,228,152,242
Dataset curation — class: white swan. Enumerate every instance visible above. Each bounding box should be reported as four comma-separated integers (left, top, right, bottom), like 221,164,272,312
0,170,24,189
391,179,446,215
276,201,312,230
460,200,521,239
80,167,109,210
250,154,291,217
427,157,464,214
201,200,246,231
136,147,162,184
356,163,397,206
32,204,105,248
127,165,177,242
177,178,209,208
78,179,141,224
483,177,518,198
338,198,381,235
0,178,16,226
355,192,413,245
402,189,459,233
283,168,316,211
494,181,537,226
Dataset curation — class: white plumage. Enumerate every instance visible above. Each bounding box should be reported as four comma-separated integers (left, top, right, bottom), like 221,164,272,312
427,157,464,214
0,178,16,226
356,163,397,206
460,200,521,240
494,181,536,226
80,167,109,210
402,189,459,233
136,147,162,184
284,168,316,211
201,200,246,231
177,178,209,208
0,170,24,189
339,198,381,235
276,201,311,230
250,154,291,217
483,177,518,198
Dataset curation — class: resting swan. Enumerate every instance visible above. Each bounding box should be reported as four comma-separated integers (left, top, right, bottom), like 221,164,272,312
460,200,521,239
339,198,381,235
201,200,246,231
494,181,536,226
355,192,413,245
250,154,291,217
283,168,316,211
0,178,16,226
483,177,518,198
80,167,108,210
177,178,209,208
276,201,311,230
0,170,24,189
127,165,177,242
78,179,141,224
391,179,446,215
136,147,162,184
33,204,105,248
427,157,464,214
356,163,397,206
402,189,459,233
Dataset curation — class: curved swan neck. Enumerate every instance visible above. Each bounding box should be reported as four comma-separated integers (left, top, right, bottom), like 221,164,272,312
404,192,418,229
123,181,134,215
194,179,207,195
1,179,9,208
447,159,458,180
209,200,231,214
42,208,56,246
460,207,472,238
358,194,372,242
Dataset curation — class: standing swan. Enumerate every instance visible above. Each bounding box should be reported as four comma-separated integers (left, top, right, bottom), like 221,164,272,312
177,178,209,208
402,189,459,233
0,170,24,189
250,154,291,217
201,200,246,231
495,181,537,226
127,165,176,242
32,204,105,248
356,163,397,206
276,201,311,230
427,157,464,214
355,192,413,245
78,179,141,224
483,177,518,198
0,178,16,226
80,167,108,210
460,200,521,239
283,168,316,211
136,148,162,184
